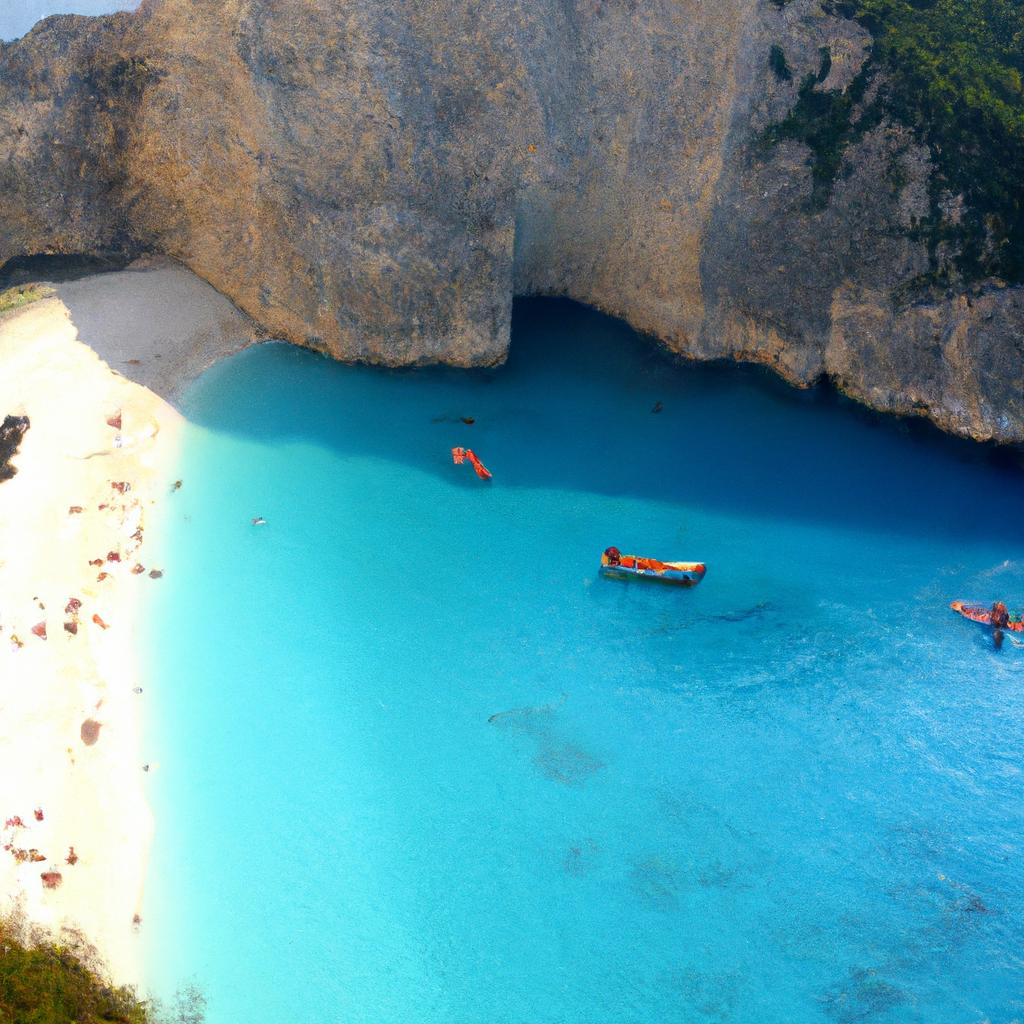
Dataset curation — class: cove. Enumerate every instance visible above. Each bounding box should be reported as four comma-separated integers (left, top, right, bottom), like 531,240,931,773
143,299,1024,1023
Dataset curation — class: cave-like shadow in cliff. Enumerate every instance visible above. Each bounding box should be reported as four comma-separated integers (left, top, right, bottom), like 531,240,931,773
0,252,131,288
180,297,1024,544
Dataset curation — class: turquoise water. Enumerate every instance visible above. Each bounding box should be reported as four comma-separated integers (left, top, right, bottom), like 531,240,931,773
144,300,1024,1023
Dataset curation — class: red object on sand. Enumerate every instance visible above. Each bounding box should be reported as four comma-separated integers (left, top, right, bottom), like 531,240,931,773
65,598,82,614
107,412,122,430
89,559,104,567
66,847,79,865
68,506,83,514
33,808,43,822
31,622,47,640
40,871,62,889
5,816,24,829
106,551,121,562
92,614,109,630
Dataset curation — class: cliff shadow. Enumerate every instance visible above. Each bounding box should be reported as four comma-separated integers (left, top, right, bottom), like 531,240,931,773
175,296,1024,544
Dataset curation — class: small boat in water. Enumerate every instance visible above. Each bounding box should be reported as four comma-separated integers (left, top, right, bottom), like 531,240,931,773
950,600,1024,632
600,547,706,587
452,447,492,480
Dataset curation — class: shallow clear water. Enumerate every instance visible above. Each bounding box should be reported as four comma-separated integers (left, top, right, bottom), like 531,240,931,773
144,300,1024,1024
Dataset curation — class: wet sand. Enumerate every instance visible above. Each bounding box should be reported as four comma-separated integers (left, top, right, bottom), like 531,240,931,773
0,259,256,987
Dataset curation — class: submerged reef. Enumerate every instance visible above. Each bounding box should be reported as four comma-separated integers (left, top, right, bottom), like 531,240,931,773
0,0,1021,441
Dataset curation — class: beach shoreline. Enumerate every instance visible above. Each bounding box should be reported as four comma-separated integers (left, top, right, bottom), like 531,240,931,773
0,261,256,989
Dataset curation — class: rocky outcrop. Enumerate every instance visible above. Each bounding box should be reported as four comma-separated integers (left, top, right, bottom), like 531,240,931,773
0,414,30,482
1,0,1021,442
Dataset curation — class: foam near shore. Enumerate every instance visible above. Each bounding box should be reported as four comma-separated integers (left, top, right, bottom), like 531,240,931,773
0,260,255,989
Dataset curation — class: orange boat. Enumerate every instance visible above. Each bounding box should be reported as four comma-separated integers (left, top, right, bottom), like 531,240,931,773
600,547,706,587
950,600,1024,632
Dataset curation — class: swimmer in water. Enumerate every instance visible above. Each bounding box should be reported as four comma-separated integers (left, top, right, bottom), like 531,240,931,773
252,516,266,526
991,601,1009,650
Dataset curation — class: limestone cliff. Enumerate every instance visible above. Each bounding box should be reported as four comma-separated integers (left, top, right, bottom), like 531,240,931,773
1,0,1021,442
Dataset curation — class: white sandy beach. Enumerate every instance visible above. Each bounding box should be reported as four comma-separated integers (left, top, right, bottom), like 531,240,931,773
0,260,255,988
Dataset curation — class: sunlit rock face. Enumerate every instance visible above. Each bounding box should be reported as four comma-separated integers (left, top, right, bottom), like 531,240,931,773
1,0,1021,442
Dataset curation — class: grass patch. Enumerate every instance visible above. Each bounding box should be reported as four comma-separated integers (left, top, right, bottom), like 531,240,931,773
0,283,55,314
0,912,204,1023
769,45,793,81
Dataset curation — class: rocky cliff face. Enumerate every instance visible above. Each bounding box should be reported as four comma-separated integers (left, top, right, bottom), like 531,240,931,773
1,0,1021,442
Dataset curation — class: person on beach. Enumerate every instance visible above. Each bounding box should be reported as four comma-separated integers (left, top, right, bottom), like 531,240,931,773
991,601,1009,649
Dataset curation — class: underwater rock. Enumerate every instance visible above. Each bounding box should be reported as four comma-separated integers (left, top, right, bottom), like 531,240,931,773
532,741,603,787
821,968,907,1024
630,856,682,912
489,696,602,786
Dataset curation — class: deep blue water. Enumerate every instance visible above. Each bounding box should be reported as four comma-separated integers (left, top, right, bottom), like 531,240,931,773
143,300,1024,1024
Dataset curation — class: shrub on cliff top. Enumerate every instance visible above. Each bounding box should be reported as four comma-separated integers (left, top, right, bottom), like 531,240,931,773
768,0,1024,283
0,283,54,314
0,913,204,1024
859,0,1024,281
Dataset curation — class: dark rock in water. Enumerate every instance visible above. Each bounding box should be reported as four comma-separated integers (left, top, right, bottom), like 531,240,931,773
533,740,603,787
563,839,598,877
489,695,602,786
0,415,29,483
820,968,907,1023
0,2,1021,441
630,856,682,912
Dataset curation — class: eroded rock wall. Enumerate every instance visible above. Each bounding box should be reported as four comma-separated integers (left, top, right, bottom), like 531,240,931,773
0,0,1021,441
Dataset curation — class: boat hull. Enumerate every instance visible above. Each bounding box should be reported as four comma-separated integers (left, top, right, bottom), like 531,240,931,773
600,555,706,587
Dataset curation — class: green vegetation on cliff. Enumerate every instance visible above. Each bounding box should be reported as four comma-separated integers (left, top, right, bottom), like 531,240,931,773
0,282,53,314
0,915,204,1024
769,0,1024,283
